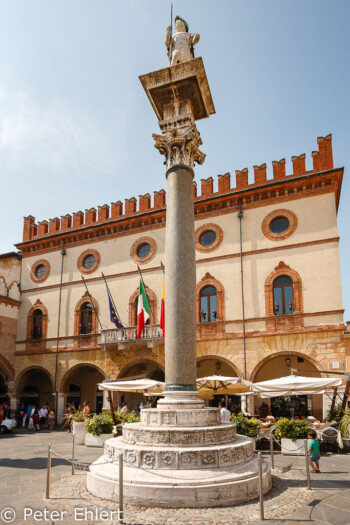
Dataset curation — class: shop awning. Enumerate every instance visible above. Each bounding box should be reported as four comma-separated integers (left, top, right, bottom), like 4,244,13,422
251,375,343,397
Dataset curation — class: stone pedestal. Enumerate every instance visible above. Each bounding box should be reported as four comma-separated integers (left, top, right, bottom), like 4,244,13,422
87,57,271,507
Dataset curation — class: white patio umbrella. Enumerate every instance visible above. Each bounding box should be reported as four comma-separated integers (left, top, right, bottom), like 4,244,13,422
98,378,165,394
251,375,342,397
196,375,252,396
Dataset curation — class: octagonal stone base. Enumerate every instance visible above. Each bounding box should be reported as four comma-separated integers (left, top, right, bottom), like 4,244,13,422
87,407,271,508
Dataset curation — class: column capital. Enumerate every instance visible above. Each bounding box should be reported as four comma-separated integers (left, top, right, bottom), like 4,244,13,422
153,123,205,170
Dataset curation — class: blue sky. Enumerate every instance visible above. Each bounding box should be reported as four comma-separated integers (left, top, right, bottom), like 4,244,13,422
0,1,349,316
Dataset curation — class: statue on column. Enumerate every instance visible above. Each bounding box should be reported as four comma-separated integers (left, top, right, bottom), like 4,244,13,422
165,16,200,66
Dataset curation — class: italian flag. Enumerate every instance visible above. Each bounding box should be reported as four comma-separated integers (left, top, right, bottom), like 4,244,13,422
160,273,165,337
137,279,151,339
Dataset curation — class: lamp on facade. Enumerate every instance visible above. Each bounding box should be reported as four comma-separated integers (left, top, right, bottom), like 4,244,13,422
215,361,221,371
285,357,291,368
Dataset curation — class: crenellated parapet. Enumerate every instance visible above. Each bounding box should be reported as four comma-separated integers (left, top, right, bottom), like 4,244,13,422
21,134,338,243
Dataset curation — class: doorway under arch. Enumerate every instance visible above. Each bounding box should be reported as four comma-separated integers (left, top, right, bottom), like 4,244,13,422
61,364,106,414
251,352,322,420
16,368,54,409
196,356,240,411
116,360,165,410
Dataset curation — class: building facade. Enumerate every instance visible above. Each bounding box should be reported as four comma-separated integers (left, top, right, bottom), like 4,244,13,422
0,252,21,406
6,133,346,421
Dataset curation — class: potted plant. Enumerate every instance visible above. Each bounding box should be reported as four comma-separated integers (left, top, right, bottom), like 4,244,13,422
339,409,350,448
84,413,114,447
274,417,309,455
66,406,86,445
231,413,261,439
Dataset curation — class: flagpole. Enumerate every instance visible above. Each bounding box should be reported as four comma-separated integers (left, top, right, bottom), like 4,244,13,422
81,275,104,331
101,272,124,327
136,265,156,324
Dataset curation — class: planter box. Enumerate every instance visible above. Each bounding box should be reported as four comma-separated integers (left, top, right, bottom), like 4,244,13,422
342,437,350,449
85,433,114,448
281,438,306,455
72,421,86,445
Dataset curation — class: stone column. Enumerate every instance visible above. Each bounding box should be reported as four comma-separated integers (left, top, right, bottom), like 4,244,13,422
56,393,65,424
139,58,215,408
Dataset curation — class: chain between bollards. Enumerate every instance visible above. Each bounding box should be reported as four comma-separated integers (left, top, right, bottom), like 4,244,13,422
305,439,312,490
269,432,274,470
46,443,52,499
258,451,264,521
72,434,75,475
119,452,124,524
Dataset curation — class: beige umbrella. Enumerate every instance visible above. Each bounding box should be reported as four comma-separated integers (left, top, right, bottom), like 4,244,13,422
196,375,252,396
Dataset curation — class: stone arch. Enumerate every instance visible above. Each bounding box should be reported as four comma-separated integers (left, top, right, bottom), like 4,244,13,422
60,362,108,393
196,272,225,322
8,281,20,301
74,292,99,335
128,286,157,326
0,354,14,381
249,350,325,383
14,365,55,394
196,355,241,378
264,261,303,316
0,276,7,296
117,359,165,381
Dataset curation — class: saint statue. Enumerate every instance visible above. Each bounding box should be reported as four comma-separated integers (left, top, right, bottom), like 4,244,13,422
165,16,200,66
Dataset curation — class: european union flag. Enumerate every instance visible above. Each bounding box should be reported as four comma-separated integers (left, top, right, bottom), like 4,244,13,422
109,294,123,328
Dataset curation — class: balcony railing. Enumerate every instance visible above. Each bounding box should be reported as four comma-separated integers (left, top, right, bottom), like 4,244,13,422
100,324,164,346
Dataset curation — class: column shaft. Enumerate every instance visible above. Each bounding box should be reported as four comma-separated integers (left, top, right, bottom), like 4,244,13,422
164,165,197,391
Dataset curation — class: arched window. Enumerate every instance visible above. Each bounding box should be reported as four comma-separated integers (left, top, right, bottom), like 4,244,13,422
32,309,43,339
79,302,93,334
273,276,294,315
200,285,218,323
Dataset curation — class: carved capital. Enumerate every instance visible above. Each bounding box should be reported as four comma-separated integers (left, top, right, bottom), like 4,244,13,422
153,123,205,169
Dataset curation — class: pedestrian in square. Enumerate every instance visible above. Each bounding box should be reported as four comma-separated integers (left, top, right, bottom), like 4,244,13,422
308,429,321,473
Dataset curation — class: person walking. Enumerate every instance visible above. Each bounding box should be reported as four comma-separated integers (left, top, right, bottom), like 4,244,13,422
308,430,321,473
28,405,35,431
218,402,231,422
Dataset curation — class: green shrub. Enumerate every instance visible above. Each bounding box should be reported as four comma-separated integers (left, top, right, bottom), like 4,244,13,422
85,413,114,436
122,410,141,424
340,409,350,438
65,406,85,423
327,403,344,424
274,418,309,441
231,413,261,439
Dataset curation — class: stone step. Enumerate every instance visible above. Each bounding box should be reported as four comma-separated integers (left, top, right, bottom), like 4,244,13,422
122,422,236,447
141,407,221,427
104,434,254,470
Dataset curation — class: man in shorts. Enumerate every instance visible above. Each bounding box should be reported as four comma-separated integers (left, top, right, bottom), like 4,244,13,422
308,430,321,473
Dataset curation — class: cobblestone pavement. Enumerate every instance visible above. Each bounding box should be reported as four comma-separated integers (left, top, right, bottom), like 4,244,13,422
1,429,350,525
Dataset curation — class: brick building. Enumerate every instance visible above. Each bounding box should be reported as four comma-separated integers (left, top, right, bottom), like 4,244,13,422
6,133,347,421
0,252,21,405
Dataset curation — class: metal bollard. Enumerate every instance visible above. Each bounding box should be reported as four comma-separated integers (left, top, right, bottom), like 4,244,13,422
270,432,274,470
119,452,124,524
72,435,75,475
46,443,52,499
258,452,264,521
305,439,312,490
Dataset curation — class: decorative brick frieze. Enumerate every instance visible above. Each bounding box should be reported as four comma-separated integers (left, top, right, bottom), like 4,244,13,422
130,236,157,265
195,223,223,253
77,248,101,275
30,259,51,284
261,208,298,241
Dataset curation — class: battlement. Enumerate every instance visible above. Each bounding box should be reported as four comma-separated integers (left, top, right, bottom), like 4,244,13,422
22,134,335,242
